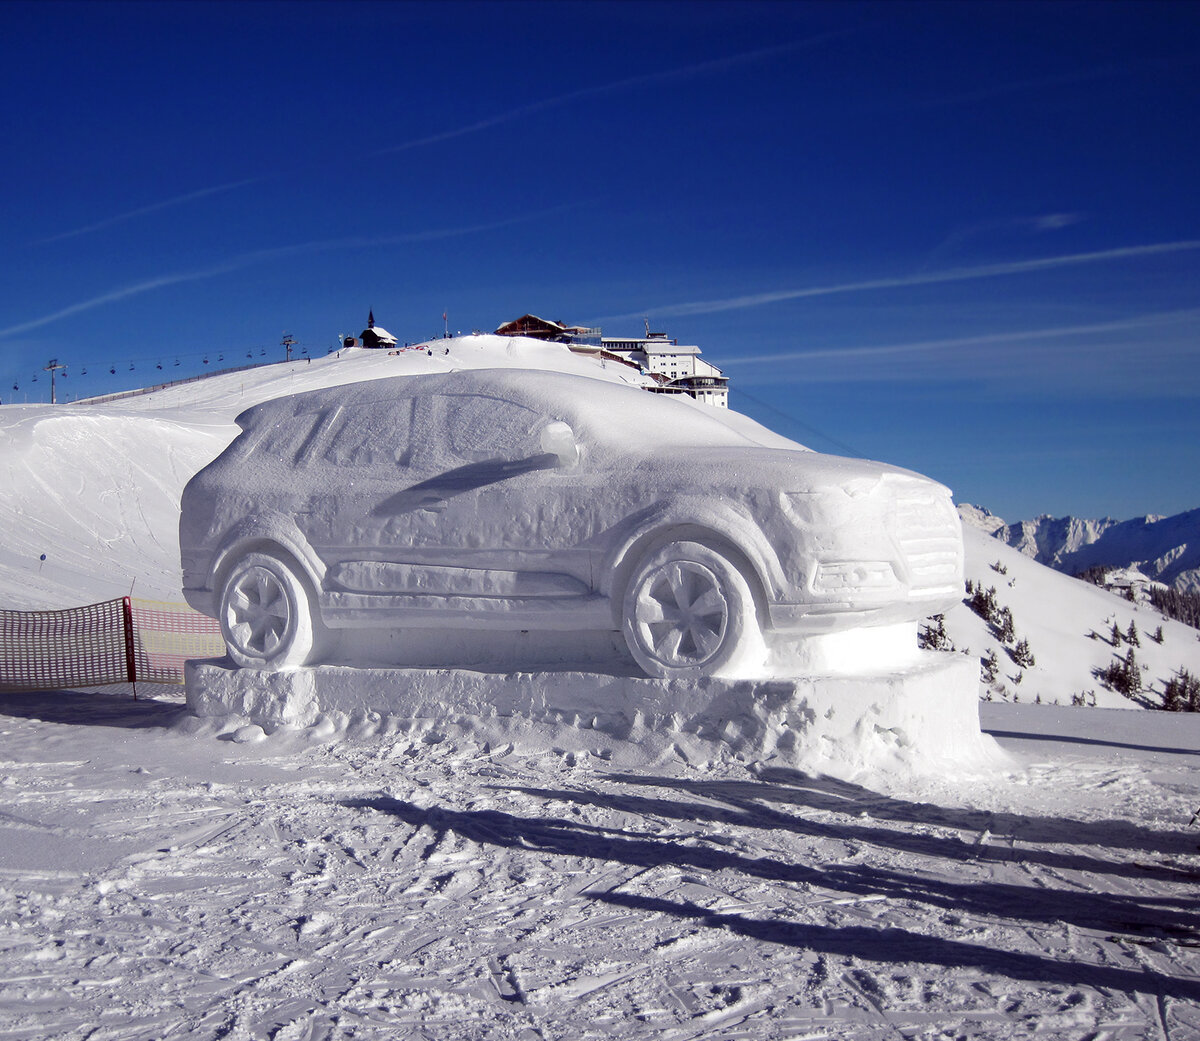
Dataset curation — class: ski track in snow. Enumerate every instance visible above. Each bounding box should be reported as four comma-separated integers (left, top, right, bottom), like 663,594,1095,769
0,688,1196,1041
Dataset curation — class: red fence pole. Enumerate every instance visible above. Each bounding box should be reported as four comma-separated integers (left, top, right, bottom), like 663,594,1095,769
122,596,137,698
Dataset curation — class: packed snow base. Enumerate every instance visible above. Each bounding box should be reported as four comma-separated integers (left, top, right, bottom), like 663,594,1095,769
184,652,989,778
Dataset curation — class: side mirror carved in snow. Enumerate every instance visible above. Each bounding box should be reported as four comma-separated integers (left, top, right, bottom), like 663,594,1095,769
539,421,579,468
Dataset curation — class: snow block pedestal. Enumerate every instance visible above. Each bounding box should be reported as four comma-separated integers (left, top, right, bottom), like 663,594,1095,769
185,652,996,774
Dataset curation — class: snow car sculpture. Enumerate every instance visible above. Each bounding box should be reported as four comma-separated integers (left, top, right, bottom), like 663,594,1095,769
180,370,963,678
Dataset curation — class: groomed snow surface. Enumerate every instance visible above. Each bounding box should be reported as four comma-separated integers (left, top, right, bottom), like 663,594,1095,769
1,338,1199,1039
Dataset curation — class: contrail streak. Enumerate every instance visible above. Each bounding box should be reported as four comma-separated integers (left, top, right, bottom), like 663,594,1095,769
596,240,1200,323
731,308,1200,365
35,177,268,245
1,209,568,339
372,32,849,156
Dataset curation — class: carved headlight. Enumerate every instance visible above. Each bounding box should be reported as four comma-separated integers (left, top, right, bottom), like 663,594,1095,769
812,561,900,594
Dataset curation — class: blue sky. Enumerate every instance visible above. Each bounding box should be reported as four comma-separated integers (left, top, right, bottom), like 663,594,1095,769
2,0,1198,521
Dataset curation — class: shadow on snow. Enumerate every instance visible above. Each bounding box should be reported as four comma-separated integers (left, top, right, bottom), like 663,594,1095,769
343,770,1200,1001
0,687,187,729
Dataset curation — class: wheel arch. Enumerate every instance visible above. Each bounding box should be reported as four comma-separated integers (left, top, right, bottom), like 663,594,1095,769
207,515,325,610
603,504,780,630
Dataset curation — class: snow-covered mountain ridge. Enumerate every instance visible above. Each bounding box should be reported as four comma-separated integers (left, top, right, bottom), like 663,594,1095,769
959,502,1200,593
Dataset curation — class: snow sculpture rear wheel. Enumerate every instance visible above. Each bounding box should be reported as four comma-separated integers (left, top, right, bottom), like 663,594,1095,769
219,551,317,671
622,541,760,679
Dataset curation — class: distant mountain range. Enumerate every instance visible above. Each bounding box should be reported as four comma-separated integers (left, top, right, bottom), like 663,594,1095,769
959,504,1200,593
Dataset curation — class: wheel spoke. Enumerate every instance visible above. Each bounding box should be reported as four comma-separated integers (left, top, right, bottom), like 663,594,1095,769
689,621,722,658
656,626,685,661
690,587,726,620
665,563,691,609
261,621,282,654
636,590,674,624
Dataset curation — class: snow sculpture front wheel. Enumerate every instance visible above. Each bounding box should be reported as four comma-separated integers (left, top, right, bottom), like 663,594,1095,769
621,541,761,679
219,552,318,670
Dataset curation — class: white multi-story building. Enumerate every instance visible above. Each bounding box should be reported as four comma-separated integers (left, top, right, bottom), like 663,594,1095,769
601,331,729,408
493,315,730,408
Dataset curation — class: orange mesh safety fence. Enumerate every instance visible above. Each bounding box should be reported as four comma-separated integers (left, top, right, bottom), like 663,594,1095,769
1,597,133,692
130,598,224,684
0,596,224,692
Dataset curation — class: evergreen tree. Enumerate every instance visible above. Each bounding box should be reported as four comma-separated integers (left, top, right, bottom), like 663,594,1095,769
1152,625,1164,644
1110,621,1122,646
998,606,1015,643
1100,649,1140,697
1162,668,1200,712
919,614,953,652
1012,638,1035,668
1126,620,1140,647
968,585,999,625
981,648,999,685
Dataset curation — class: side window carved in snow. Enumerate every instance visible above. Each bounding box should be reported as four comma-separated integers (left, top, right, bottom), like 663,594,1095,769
443,395,542,463
319,399,415,469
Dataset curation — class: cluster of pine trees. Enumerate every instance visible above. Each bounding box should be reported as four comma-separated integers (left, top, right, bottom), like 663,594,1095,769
1162,668,1200,712
1074,565,1200,631
963,579,1035,686
1148,586,1200,630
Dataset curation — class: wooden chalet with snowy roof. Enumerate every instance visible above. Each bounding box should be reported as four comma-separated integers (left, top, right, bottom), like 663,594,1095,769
494,314,596,342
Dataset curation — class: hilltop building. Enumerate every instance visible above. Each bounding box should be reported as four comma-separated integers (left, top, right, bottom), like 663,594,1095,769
495,314,729,407
493,314,599,343
358,310,398,349
600,329,728,408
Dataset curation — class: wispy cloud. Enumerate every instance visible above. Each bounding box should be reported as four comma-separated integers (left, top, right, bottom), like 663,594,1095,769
1,209,568,340
725,307,1200,397
731,308,1200,366
372,32,849,157
595,240,1200,323
913,62,1134,109
917,212,1084,271
34,177,268,246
